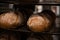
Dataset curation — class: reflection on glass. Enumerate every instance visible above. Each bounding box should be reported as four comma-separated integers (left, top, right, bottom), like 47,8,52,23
51,6,60,16
34,5,43,14
51,6,60,28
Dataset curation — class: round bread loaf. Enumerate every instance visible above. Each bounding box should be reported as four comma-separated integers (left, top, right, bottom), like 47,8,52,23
27,10,56,32
0,11,23,29
27,15,50,32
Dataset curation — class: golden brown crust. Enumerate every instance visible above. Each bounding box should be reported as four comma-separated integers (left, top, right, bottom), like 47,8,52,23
27,15,50,32
0,11,22,29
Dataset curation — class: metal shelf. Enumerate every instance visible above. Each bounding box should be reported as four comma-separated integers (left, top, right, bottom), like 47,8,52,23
0,1,60,5
0,26,60,35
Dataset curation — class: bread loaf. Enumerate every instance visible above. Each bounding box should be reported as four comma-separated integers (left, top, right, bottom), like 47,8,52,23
27,10,56,32
27,15,50,32
0,11,23,29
